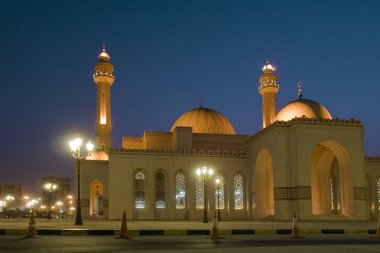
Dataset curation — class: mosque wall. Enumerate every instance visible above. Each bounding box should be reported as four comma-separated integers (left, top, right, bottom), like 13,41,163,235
122,128,247,152
122,136,143,149
365,157,380,219
79,161,109,219
107,151,249,220
143,131,172,149
287,122,367,220
192,134,247,152
246,119,368,221
246,125,292,220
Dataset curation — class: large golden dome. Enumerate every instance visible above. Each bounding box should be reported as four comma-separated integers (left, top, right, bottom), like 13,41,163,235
170,107,236,135
276,98,332,122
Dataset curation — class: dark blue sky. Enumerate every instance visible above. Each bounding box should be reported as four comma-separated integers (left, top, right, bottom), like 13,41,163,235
1,0,379,194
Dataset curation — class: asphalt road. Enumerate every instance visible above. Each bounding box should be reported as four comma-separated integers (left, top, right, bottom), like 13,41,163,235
1,235,380,253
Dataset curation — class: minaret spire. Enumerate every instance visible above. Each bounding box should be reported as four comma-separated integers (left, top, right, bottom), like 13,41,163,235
297,81,303,99
93,45,115,152
258,59,279,128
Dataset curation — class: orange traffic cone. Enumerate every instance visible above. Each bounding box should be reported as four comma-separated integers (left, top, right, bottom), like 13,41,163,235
26,211,37,238
210,210,223,239
291,211,301,238
376,217,380,238
118,210,130,239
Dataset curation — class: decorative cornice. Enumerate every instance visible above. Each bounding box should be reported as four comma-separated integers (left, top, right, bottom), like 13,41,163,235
365,156,380,161
245,117,362,144
109,148,249,158
144,130,171,134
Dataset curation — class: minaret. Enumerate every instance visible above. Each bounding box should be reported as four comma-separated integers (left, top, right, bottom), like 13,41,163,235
93,46,114,152
258,60,279,128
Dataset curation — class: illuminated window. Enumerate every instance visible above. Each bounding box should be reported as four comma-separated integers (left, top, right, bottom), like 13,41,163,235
100,91,106,125
196,176,204,209
234,173,244,210
134,171,145,209
377,178,380,211
175,173,186,209
330,176,337,214
215,175,225,210
155,172,165,209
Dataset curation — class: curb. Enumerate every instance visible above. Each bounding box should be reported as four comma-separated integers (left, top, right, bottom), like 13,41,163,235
0,229,377,236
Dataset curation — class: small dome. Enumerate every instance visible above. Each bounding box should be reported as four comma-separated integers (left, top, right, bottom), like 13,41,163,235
170,107,236,135
98,46,110,62
85,151,109,161
276,98,332,122
262,59,275,73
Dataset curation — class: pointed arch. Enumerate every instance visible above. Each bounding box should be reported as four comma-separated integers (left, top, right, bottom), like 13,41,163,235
310,140,354,218
89,180,104,217
255,149,274,219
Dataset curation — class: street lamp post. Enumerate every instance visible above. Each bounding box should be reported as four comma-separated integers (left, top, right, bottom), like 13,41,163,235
69,138,94,225
215,178,222,222
196,166,214,223
44,183,57,220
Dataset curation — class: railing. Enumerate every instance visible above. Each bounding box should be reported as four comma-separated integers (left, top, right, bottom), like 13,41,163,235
110,148,249,157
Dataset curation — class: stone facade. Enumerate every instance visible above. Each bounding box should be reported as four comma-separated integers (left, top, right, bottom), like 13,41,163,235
76,50,380,221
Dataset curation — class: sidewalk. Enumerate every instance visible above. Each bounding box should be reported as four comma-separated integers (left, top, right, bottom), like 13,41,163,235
0,218,378,236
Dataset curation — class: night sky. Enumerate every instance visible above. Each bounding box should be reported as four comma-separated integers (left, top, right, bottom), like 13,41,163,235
1,0,379,194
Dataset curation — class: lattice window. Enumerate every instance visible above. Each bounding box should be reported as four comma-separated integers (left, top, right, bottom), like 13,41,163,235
135,171,145,208
156,172,166,208
214,175,225,210
377,178,380,211
330,176,337,213
234,173,244,210
175,173,186,209
196,176,204,209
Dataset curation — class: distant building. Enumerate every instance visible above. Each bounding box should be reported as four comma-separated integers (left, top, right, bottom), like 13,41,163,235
41,177,71,206
0,184,27,208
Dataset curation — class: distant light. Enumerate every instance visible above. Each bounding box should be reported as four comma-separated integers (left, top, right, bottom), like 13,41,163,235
86,141,94,152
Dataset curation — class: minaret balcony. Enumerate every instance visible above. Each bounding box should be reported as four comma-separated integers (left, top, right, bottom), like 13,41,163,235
93,74,115,85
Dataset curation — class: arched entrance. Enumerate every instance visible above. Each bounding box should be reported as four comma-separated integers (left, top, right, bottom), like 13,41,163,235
310,140,354,218
89,180,104,218
255,149,274,219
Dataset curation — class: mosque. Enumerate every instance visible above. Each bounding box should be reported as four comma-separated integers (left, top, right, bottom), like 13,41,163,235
77,47,380,221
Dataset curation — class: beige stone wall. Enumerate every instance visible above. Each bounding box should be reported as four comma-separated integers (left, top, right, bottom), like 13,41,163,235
108,150,250,220
246,118,368,221
172,126,192,150
122,137,143,149
81,118,374,221
122,127,247,152
79,161,109,219
143,131,172,150
192,134,247,152
365,157,380,219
